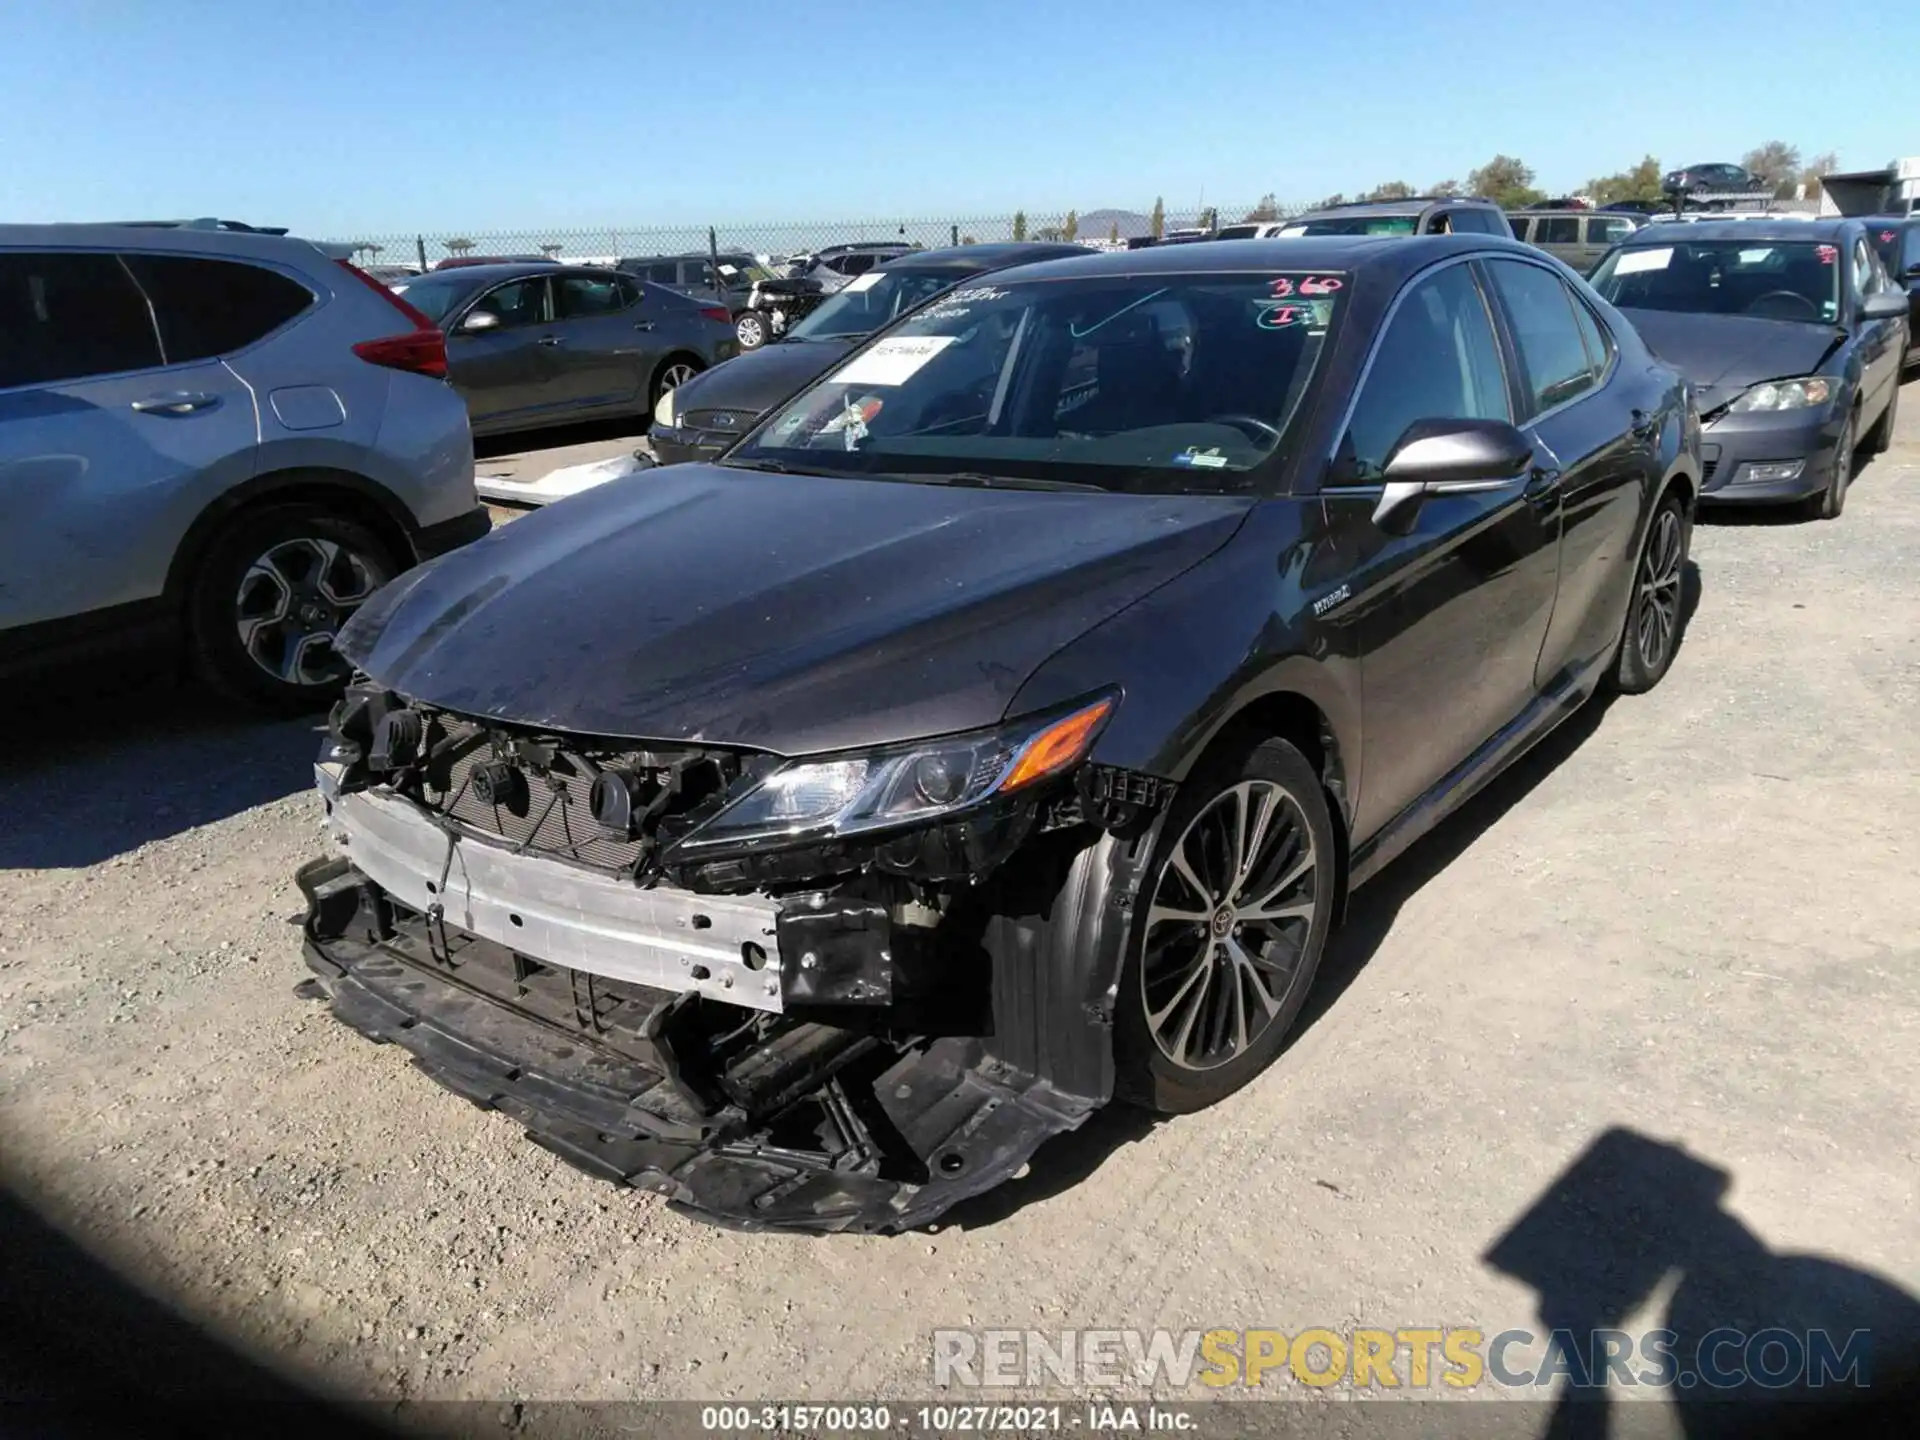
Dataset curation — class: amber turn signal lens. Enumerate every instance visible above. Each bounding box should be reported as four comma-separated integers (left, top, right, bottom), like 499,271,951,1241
1000,699,1113,793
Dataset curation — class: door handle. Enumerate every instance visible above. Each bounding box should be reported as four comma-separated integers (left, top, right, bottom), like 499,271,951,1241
632,320,655,332
131,392,219,415
536,335,563,347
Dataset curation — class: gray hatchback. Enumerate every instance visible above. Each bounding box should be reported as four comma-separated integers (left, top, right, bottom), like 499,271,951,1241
0,225,488,709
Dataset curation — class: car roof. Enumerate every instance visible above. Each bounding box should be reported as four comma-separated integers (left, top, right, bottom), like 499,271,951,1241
1296,197,1498,219
1623,217,1855,244
619,251,757,263
972,232,1535,286
1861,214,1919,229
0,222,338,264
877,241,1090,272
406,260,599,283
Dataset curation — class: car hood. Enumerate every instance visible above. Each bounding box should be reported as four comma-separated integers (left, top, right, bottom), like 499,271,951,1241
338,465,1250,754
1622,309,1845,411
669,339,855,421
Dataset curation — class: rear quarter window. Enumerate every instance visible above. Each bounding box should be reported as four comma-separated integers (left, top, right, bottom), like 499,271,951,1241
122,255,314,364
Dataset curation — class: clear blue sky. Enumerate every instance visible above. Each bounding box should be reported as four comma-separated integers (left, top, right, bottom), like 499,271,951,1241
3,0,1913,237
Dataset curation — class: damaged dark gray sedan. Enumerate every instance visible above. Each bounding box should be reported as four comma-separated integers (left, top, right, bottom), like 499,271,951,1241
297,235,1700,1232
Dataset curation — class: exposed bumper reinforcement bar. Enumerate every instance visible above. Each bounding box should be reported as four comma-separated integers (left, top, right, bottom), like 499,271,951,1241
296,856,1097,1233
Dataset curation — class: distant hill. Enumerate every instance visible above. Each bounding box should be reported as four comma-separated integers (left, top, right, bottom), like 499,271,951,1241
1076,208,1154,239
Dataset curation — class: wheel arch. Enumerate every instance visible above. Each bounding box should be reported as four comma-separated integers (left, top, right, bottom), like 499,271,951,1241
164,467,418,605
1182,686,1355,926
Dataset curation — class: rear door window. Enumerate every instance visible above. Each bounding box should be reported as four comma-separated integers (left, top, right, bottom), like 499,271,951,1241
555,273,627,318
121,254,314,363
0,251,163,388
1587,217,1635,245
1484,258,1599,413
1536,218,1580,245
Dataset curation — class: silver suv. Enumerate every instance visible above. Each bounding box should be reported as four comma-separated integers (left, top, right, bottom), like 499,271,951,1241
0,225,489,709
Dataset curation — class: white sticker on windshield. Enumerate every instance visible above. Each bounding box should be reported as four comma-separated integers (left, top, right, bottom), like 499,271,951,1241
1613,247,1673,275
831,335,957,386
718,263,739,275
1737,248,1775,264
842,272,884,293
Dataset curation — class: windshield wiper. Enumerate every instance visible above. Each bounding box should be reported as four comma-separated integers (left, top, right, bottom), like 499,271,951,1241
929,472,1107,493
722,457,793,474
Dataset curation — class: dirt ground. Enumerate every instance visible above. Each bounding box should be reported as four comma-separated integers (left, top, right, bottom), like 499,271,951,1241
3,388,1917,1420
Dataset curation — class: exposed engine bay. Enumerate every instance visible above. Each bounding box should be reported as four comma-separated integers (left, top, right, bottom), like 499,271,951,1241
298,679,1172,1232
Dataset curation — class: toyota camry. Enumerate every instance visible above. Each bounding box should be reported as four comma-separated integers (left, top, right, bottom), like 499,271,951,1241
295,234,1700,1232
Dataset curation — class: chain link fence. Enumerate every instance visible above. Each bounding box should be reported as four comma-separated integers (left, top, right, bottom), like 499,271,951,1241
329,207,1300,270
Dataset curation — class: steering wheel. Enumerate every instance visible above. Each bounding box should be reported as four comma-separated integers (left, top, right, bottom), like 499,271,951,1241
1205,413,1283,446
1746,290,1819,321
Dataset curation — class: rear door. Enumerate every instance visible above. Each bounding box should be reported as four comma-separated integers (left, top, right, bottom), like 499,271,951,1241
446,274,556,428
548,271,649,410
1482,256,1647,689
0,248,260,635
1316,257,1563,840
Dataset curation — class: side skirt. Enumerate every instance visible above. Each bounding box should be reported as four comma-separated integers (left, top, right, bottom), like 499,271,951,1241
1347,654,1606,891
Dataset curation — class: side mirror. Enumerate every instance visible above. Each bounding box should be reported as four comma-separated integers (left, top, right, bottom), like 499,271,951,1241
1371,418,1534,534
458,310,502,334
1860,291,1909,321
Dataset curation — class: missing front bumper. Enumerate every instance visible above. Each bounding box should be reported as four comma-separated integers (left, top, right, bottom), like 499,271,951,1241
295,855,1099,1232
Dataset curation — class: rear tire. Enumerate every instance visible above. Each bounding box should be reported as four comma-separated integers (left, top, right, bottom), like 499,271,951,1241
1114,738,1337,1114
650,356,704,410
187,504,397,712
1608,490,1689,695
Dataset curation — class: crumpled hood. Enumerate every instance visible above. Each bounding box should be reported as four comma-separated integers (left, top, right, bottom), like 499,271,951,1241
668,339,854,422
1622,309,1844,412
340,465,1249,754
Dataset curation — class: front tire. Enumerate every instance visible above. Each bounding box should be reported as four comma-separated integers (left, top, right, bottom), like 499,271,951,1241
1803,410,1856,521
1608,490,1688,694
734,310,770,350
188,504,397,712
1114,738,1337,1114
1860,377,1898,457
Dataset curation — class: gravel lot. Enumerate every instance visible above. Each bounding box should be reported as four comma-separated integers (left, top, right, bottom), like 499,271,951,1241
4,390,1917,1418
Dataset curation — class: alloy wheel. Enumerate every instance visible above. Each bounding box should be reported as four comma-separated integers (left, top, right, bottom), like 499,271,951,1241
1141,780,1319,1071
736,314,766,347
659,361,699,396
1635,507,1684,673
234,536,387,688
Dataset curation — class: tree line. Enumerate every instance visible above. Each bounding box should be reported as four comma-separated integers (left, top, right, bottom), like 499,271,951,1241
1266,142,1840,217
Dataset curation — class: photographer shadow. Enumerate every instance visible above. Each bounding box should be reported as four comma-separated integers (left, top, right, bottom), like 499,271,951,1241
1485,1127,1920,1438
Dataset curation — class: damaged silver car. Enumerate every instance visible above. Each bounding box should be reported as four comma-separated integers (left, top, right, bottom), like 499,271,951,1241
297,237,1697,1231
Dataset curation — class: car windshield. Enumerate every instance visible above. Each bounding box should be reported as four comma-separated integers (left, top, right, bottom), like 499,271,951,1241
1588,240,1844,323
727,271,1343,494
1276,215,1417,237
388,274,472,323
714,258,773,285
785,268,972,340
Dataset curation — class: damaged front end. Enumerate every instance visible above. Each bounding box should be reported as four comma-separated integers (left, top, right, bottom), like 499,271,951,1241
297,679,1172,1232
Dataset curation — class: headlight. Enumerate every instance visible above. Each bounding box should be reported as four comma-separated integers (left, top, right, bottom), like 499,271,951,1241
653,388,676,427
1728,377,1832,413
672,696,1115,853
